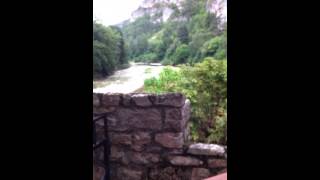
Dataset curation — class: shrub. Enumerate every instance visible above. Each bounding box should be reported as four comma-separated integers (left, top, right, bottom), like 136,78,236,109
144,67,181,92
200,36,226,60
172,44,190,65
144,59,227,144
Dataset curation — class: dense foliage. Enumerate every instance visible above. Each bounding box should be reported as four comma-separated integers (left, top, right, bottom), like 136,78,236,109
121,0,226,65
144,59,227,144
121,15,162,62
93,21,128,78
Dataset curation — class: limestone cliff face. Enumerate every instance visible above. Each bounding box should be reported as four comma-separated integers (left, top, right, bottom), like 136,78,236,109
131,0,226,23
131,0,182,22
206,0,227,22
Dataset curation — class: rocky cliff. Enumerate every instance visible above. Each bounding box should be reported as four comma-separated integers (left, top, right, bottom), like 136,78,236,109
130,0,226,23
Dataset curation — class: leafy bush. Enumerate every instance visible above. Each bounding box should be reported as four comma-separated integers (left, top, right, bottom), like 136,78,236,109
172,44,190,65
144,59,227,144
144,67,181,92
200,36,226,60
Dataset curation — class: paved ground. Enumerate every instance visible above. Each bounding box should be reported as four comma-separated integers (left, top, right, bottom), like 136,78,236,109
204,173,227,180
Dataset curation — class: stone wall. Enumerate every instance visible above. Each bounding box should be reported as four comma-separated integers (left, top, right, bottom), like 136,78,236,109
93,93,227,180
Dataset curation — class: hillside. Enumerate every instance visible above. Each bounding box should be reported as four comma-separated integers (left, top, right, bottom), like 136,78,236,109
120,0,227,65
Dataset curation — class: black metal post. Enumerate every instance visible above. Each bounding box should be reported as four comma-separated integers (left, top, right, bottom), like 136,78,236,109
93,113,111,180
104,114,110,180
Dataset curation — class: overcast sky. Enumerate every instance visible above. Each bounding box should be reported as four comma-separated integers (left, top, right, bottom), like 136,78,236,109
93,0,143,26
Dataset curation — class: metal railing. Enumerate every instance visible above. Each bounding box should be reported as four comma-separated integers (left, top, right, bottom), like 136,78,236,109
93,113,110,180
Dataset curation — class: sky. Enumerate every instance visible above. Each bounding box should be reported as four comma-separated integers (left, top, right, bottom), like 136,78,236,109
93,0,144,26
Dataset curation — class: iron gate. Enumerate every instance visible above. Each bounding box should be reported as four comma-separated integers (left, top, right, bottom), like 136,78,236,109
93,113,110,180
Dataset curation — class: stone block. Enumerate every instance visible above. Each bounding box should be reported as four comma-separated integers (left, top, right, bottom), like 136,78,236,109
110,146,124,161
132,94,152,107
155,132,184,148
102,93,121,106
167,156,203,166
150,93,186,107
121,94,132,106
188,143,225,157
207,159,227,168
191,168,210,180
129,152,160,165
111,108,162,131
132,131,151,151
117,167,143,180
110,133,132,145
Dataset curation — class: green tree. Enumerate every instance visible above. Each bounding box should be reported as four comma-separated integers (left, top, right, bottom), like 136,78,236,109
120,0,226,64
177,25,189,44
93,21,128,78
181,0,205,20
122,15,162,60
110,26,128,65
200,36,226,60
173,44,190,65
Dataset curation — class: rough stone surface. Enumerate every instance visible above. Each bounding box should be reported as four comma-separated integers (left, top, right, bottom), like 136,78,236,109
106,114,128,132
102,93,120,106
129,152,160,165
111,108,162,131
207,159,227,168
145,146,163,153
151,93,186,107
166,148,184,155
149,168,161,180
132,132,152,151
121,154,130,165
94,146,104,162
164,102,190,131
93,164,105,180
191,168,210,180
164,108,184,131
93,106,116,114
155,132,184,148
182,99,191,122
149,167,190,180
93,94,101,107
93,93,226,180
166,108,183,121
110,133,132,145
121,94,132,106
117,167,143,180
168,156,203,166
188,143,225,157
183,125,190,142
132,94,152,107
110,146,124,161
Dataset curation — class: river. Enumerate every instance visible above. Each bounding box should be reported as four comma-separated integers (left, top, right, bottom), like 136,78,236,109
93,62,166,93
